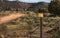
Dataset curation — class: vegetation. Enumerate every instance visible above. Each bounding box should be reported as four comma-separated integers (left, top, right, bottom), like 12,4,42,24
0,11,60,38
48,0,60,38
0,11,40,37
34,8,48,13
48,0,60,16
0,0,60,38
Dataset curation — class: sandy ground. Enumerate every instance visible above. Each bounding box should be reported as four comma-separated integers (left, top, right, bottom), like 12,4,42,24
0,13,25,24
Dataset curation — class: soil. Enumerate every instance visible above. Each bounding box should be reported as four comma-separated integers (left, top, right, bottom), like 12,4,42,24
0,13,25,24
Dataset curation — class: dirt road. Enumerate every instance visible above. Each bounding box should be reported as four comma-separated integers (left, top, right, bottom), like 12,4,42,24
0,13,25,24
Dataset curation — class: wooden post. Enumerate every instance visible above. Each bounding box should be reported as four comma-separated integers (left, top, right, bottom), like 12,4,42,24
38,13,43,38
40,17,43,38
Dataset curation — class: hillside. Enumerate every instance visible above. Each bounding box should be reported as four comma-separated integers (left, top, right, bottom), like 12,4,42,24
0,11,60,38
0,1,48,11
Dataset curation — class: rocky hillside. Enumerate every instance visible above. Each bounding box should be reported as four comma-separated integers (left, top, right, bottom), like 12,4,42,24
0,1,48,11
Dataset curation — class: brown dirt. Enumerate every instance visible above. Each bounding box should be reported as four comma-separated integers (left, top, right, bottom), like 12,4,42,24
29,27,52,38
0,13,25,24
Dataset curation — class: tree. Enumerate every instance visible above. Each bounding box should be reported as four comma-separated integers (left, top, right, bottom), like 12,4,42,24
36,8,48,13
48,0,60,16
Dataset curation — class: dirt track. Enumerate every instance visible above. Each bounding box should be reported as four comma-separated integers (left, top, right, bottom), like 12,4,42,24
0,13,25,24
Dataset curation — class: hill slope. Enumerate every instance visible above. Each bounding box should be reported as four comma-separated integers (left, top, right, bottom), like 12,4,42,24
0,1,48,11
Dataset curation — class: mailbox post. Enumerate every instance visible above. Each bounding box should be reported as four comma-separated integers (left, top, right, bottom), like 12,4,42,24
38,13,44,38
